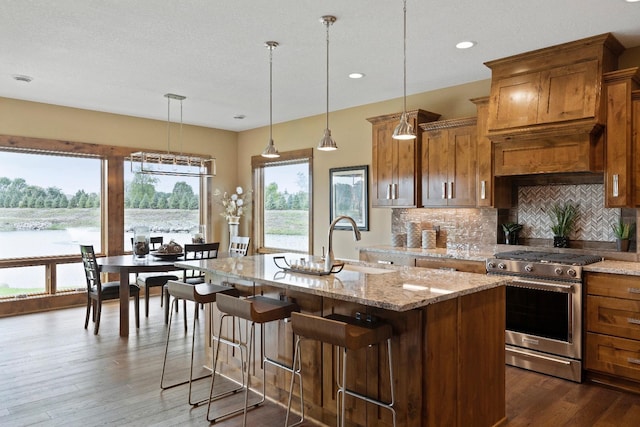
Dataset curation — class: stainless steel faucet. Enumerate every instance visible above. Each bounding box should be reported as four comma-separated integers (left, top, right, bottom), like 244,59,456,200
325,215,361,272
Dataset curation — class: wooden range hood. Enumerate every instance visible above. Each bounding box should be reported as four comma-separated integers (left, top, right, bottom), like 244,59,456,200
485,33,624,177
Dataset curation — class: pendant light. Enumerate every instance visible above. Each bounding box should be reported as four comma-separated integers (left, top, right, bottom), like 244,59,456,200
130,94,216,177
392,0,415,140
261,41,281,158
317,15,338,151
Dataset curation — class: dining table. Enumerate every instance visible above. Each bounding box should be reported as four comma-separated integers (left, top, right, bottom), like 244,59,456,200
98,254,183,337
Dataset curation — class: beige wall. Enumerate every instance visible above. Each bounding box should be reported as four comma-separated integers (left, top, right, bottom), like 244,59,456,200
237,79,491,260
0,96,238,242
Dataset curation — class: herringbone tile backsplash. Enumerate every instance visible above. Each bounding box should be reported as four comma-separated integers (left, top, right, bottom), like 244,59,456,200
393,184,623,249
517,184,617,241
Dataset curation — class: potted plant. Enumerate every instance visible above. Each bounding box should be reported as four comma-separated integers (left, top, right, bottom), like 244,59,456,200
548,202,580,248
611,219,635,252
501,222,523,245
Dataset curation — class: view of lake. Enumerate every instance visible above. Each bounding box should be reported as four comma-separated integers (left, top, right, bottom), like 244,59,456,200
0,229,191,292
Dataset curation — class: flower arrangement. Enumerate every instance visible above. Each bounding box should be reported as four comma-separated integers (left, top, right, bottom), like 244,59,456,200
214,187,251,223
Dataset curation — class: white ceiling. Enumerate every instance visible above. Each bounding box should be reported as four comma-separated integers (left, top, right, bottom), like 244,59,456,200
1,1,640,132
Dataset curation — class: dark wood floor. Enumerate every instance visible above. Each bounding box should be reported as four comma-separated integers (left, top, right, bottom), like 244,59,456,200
1,297,640,426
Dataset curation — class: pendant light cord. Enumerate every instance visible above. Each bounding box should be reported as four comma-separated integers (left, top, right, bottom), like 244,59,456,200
166,96,171,154
402,0,407,114
269,44,274,142
325,19,330,130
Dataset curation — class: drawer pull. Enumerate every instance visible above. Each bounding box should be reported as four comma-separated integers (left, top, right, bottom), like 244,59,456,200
628,288,640,294
377,260,393,265
628,318,640,325
628,357,640,365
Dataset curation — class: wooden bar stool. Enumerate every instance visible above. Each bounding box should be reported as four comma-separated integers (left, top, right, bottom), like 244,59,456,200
286,312,396,427
161,280,239,406
207,292,303,426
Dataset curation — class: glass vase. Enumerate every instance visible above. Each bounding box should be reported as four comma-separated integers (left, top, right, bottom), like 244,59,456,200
133,226,150,257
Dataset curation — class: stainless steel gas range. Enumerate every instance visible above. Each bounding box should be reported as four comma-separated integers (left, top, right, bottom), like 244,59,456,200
486,250,603,382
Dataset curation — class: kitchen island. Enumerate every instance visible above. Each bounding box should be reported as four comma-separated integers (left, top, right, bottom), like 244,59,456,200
176,254,510,427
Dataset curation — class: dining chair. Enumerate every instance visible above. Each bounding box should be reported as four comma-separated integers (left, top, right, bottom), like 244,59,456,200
80,244,140,335
228,236,250,257
132,236,180,318
163,242,220,325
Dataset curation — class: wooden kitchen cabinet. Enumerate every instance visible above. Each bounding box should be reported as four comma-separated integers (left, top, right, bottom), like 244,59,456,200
359,250,416,267
602,68,640,207
585,272,640,389
485,34,622,134
367,109,440,208
487,60,600,131
471,96,512,208
420,117,477,207
414,257,485,274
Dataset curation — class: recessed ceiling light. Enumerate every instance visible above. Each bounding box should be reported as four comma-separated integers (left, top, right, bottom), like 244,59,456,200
348,72,365,79
455,41,476,49
625,0,640,3
12,74,33,83
233,114,246,120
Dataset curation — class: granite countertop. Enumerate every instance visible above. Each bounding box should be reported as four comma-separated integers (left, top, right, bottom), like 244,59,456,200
584,260,640,276
175,253,510,312
359,245,493,262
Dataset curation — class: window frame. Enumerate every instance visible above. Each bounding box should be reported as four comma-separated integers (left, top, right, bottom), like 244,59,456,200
251,148,313,254
0,135,211,308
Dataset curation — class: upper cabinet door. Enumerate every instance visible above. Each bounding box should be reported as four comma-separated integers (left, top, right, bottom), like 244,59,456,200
368,109,441,208
420,118,477,207
488,72,540,130
371,120,396,207
538,60,599,124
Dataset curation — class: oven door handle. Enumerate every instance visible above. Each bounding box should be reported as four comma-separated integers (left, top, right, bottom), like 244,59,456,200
509,278,574,294
506,346,572,365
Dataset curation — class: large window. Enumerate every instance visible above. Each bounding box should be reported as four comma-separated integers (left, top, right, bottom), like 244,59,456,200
252,149,312,254
0,150,102,296
124,163,203,250
0,135,211,315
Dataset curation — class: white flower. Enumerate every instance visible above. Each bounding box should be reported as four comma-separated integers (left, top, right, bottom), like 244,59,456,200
215,186,252,222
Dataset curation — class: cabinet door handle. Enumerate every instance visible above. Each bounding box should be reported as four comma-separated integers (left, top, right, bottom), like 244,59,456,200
448,182,453,199
386,184,392,200
628,357,640,365
628,318,640,325
480,180,486,200
442,182,447,199
377,260,393,265
392,183,398,199
613,174,619,198
628,287,640,294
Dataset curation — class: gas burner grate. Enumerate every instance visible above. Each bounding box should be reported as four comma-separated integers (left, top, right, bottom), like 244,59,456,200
493,250,603,266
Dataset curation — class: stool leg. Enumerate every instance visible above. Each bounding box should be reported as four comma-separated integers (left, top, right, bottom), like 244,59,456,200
160,297,178,389
161,297,212,397
285,335,305,427
386,337,397,427
340,347,347,427
207,314,248,423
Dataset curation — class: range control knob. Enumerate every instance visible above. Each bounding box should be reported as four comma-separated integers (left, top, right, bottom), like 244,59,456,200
567,268,577,278
498,262,506,270
554,267,564,276
487,262,496,269
525,264,533,273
